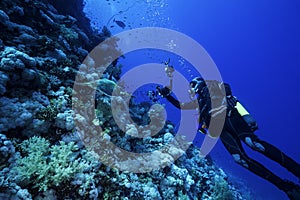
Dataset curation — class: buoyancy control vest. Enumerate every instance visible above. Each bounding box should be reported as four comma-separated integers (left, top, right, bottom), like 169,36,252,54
198,81,258,133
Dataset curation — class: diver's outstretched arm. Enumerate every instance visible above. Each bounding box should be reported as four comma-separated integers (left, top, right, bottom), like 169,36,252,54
166,94,198,110
157,86,198,110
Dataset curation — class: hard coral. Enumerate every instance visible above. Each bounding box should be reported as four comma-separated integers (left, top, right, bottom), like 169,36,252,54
12,136,89,192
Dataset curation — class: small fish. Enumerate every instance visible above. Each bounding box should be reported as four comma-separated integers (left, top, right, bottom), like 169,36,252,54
114,19,126,29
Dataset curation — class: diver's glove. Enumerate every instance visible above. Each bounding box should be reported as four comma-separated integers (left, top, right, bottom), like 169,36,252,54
157,86,171,98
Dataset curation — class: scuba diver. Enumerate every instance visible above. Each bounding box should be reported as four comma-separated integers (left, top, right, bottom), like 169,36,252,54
154,61,300,200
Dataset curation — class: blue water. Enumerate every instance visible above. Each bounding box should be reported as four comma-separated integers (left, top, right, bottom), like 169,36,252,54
84,1,300,199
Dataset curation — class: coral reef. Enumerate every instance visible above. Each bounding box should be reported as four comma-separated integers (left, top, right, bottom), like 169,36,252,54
0,0,247,199
12,136,89,192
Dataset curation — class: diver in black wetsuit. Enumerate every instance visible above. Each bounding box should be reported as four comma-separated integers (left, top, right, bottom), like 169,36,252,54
157,76,300,200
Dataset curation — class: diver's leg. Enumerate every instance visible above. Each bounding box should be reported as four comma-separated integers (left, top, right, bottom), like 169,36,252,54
238,132,300,179
220,131,294,194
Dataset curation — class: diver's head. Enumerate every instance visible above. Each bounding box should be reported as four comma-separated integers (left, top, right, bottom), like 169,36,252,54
189,77,205,99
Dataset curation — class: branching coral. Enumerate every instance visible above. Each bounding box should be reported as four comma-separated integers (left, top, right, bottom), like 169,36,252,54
12,136,89,192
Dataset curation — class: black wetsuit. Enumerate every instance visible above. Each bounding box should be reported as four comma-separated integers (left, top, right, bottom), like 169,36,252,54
222,106,300,192
165,83,300,193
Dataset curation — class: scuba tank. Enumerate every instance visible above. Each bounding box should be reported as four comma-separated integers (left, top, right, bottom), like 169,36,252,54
228,96,258,132
235,101,258,132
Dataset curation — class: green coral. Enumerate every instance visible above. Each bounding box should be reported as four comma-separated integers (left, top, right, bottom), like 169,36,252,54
13,136,88,192
36,104,59,121
60,24,79,42
36,95,71,121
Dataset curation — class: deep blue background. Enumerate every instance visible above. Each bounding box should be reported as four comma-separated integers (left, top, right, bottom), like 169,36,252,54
85,1,300,199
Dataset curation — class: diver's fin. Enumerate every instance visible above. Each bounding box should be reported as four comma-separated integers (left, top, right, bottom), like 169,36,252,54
283,180,300,200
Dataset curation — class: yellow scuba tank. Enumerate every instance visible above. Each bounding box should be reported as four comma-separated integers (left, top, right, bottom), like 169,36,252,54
235,102,249,116
234,101,258,131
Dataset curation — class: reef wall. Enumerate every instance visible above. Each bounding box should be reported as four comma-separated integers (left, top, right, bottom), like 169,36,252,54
0,0,245,199
48,0,102,51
